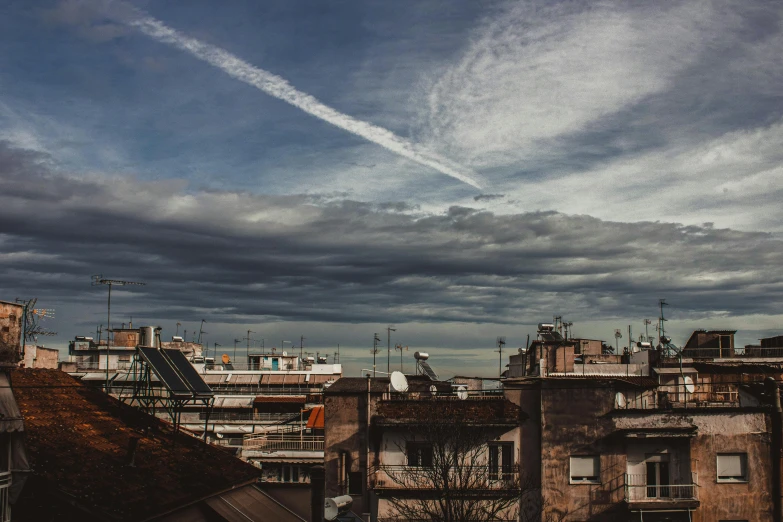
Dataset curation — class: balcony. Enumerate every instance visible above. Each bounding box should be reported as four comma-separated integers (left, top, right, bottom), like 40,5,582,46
370,465,519,492
242,434,324,453
0,471,11,522
616,386,740,410
624,472,699,509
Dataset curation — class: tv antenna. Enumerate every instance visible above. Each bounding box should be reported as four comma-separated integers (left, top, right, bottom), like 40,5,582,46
563,321,573,340
496,336,506,378
658,299,668,344
197,319,207,344
386,326,396,374
643,319,652,342
394,344,407,372
91,275,145,339
371,333,381,377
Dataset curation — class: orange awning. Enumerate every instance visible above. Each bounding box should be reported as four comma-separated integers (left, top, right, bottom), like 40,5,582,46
305,405,324,429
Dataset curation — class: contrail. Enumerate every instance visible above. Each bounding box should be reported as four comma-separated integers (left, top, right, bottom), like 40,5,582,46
115,10,481,189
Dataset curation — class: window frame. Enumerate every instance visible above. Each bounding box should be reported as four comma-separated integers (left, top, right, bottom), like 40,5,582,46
406,442,434,467
570,455,600,485
717,453,748,483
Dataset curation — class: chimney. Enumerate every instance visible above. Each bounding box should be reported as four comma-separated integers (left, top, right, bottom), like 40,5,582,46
310,465,325,522
126,435,141,467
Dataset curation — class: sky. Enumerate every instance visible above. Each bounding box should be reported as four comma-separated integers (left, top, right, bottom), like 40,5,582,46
1,0,782,378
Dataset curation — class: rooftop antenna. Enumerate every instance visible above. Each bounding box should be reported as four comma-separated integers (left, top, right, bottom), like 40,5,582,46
614,329,622,353
563,321,573,340
197,319,207,344
372,333,381,377
386,326,396,374
643,319,652,343
658,299,668,344
335,343,340,365
394,344,408,372
176,322,181,336
496,336,506,378
234,338,242,364
91,275,145,340
245,330,255,359
299,335,306,360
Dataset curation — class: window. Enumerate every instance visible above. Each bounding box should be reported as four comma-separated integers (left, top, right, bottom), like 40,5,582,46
570,455,600,484
348,471,363,495
406,442,434,467
489,442,514,480
717,453,747,482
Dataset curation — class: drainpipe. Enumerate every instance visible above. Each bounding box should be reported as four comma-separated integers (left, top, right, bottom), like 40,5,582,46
311,465,325,522
767,377,782,522
365,374,372,520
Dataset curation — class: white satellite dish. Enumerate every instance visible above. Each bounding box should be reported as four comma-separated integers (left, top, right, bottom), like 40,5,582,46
457,386,468,400
429,384,438,395
325,495,353,521
684,376,695,393
615,392,627,408
282,351,287,356
390,371,409,392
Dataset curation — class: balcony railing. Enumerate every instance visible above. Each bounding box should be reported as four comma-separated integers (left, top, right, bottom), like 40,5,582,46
73,361,134,371
617,386,740,410
370,465,519,490
197,412,301,423
624,473,698,502
243,435,324,452
0,471,11,522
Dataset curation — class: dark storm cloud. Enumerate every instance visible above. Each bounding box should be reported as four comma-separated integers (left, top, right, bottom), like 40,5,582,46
1,140,781,328
473,194,505,202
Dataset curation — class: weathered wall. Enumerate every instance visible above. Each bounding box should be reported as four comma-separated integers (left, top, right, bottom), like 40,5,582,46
324,389,382,517
0,301,23,352
538,382,624,522
22,345,59,368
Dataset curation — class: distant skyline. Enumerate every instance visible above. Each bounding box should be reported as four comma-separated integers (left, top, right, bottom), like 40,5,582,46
1,0,781,377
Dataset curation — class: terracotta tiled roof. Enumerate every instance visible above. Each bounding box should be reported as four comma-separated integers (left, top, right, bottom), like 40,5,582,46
10,369,260,521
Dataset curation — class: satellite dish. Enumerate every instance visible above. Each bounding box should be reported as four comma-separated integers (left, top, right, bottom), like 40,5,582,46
282,351,287,356
684,376,695,393
615,392,627,408
325,495,353,521
390,371,409,392
457,386,468,400
221,354,231,364
429,384,438,395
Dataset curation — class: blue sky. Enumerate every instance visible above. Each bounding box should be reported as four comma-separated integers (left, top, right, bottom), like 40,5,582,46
1,0,782,377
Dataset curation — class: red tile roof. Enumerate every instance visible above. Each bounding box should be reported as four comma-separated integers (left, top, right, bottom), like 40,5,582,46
10,369,261,521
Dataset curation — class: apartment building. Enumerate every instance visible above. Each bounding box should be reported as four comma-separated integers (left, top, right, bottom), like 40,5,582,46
504,326,783,522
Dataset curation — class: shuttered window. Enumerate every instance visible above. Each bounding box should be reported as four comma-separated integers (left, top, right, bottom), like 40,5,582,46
717,453,747,482
570,455,600,484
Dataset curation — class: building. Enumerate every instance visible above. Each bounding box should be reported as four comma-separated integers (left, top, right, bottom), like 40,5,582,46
503,324,783,522
21,345,59,369
8,368,309,522
324,369,523,522
0,301,23,360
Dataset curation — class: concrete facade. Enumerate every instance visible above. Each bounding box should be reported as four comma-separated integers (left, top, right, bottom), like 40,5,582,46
0,301,23,354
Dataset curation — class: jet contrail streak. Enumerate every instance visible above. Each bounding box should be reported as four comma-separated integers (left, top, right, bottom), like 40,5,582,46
122,15,482,189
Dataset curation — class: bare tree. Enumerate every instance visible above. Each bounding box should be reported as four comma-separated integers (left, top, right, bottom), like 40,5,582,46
375,419,558,522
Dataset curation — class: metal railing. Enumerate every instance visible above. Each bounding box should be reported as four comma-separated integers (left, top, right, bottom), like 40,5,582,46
0,471,11,522
243,435,324,452
382,390,505,401
197,412,301,422
617,386,740,410
370,465,519,490
624,473,698,502
74,361,134,371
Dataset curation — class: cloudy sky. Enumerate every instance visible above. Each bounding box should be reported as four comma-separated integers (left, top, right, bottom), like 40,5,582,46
1,0,782,377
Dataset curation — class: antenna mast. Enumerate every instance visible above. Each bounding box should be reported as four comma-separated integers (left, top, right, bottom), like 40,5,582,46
658,299,668,344
496,336,506,378
372,333,381,377
386,326,396,374
91,275,145,338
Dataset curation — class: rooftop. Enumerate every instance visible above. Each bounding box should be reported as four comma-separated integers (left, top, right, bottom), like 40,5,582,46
10,369,261,521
